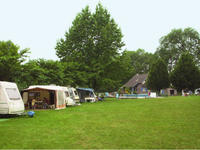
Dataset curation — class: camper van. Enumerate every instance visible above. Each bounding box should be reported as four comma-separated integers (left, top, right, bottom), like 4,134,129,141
0,81,24,114
77,88,97,102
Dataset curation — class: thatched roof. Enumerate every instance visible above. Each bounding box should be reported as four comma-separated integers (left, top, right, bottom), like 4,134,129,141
123,74,148,88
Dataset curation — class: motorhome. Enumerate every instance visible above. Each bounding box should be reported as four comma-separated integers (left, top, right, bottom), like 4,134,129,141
0,81,24,114
76,88,97,102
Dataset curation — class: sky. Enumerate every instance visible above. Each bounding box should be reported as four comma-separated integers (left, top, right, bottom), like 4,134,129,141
0,0,200,60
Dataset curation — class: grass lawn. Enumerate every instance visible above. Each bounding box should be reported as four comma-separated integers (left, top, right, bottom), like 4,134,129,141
0,96,200,149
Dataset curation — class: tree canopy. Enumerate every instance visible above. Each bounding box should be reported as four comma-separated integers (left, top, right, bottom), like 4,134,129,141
146,58,170,93
124,49,156,74
170,53,200,92
56,3,128,91
0,40,29,82
156,27,200,71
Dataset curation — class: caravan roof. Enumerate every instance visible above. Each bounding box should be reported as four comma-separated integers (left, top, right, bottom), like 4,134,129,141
77,88,94,92
0,81,17,87
24,85,64,91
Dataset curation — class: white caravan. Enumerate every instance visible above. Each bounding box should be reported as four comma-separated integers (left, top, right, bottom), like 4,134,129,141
0,81,24,114
62,87,76,106
69,87,80,103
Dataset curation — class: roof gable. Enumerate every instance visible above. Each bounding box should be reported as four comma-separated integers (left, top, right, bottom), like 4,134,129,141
123,74,148,88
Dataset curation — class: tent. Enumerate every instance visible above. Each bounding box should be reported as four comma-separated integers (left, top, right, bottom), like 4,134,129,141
22,85,69,109
0,81,24,114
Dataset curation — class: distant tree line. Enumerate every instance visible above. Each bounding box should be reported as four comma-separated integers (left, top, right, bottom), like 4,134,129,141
0,3,200,92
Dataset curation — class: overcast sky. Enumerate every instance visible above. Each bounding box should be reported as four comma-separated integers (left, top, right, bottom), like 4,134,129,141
0,0,200,60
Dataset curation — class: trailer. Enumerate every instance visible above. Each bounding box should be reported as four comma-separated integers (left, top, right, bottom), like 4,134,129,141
0,81,24,114
69,87,80,103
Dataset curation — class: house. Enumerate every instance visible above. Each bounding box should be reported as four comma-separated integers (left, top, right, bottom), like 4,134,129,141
160,88,177,96
122,74,148,94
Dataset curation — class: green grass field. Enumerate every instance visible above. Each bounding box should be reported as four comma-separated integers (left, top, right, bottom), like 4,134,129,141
0,96,200,149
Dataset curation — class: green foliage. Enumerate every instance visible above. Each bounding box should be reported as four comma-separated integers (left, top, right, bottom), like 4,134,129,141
55,3,125,91
18,59,72,90
97,51,135,92
125,49,157,74
156,27,200,71
170,53,200,92
0,40,29,82
146,58,169,92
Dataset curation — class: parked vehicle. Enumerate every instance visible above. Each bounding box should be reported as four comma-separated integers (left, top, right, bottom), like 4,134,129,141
195,88,200,95
77,88,97,102
62,87,76,106
0,81,24,114
69,87,80,103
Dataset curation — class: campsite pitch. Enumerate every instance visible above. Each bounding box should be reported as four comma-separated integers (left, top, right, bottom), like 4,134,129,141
0,96,200,149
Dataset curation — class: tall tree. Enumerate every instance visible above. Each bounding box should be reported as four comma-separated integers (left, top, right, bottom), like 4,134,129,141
125,49,156,74
97,51,135,92
0,40,29,82
146,58,170,93
170,53,200,92
56,3,124,91
156,27,200,71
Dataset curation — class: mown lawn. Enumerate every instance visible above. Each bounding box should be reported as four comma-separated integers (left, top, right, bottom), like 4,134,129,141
0,96,200,149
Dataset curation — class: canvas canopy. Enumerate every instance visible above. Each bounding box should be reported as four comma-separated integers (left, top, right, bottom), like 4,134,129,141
22,85,67,109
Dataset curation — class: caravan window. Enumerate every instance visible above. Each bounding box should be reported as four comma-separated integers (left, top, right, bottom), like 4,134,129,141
65,91,69,97
74,91,78,96
6,88,21,100
69,89,74,97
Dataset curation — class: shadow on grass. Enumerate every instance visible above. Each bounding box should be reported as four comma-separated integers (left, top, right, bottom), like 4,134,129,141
0,112,32,119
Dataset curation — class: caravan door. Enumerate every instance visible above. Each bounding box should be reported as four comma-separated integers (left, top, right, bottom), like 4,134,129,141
0,83,9,114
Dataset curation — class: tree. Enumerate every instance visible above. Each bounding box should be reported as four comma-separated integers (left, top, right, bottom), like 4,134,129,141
18,60,47,89
170,53,200,92
0,40,29,82
18,59,74,90
146,58,170,93
55,3,124,91
97,51,135,92
125,49,157,74
156,27,200,71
